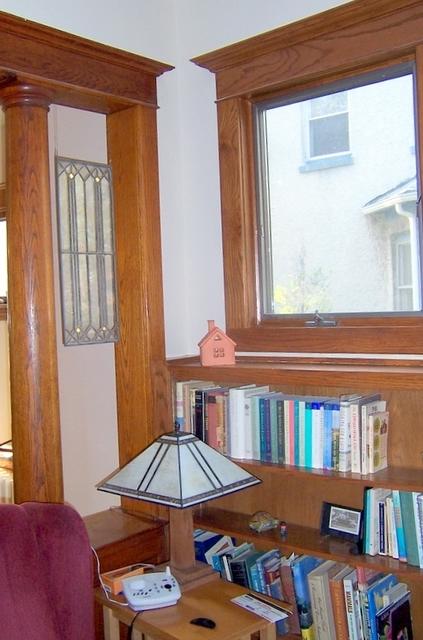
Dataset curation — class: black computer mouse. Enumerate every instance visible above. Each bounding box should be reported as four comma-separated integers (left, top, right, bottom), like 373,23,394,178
190,617,216,629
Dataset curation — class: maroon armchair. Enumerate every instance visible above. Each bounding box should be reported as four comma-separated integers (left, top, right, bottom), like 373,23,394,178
0,502,95,639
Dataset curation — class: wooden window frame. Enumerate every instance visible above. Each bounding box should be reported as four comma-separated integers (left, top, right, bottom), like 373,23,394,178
192,0,423,354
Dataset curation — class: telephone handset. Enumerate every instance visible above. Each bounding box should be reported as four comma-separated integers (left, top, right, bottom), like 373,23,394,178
122,567,181,611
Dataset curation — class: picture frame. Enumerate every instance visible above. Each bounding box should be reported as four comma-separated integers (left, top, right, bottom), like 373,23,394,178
320,501,363,545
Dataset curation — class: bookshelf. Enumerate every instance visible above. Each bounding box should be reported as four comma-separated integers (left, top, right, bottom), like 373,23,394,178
167,355,423,635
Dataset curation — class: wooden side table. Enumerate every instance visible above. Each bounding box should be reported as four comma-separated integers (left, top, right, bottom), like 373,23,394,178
96,579,284,640
85,508,168,640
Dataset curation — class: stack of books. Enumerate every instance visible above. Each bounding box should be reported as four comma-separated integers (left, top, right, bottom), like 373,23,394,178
195,530,413,640
364,487,423,568
175,381,389,473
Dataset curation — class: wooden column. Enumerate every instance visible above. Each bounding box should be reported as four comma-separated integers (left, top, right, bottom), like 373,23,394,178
107,104,171,517
0,82,63,503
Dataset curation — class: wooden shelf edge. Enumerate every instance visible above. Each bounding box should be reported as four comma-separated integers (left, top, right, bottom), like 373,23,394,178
237,460,423,493
167,356,423,390
194,506,423,578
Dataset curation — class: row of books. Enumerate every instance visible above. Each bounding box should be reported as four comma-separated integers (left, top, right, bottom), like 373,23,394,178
175,380,389,474
364,487,423,568
194,529,413,640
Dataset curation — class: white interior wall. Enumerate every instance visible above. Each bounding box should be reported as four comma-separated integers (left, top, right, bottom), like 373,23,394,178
0,0,351,514
48,106,121,515
166,0,352,357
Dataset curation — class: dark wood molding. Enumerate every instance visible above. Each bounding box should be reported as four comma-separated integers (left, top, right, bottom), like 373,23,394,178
193,0,419,71
0,10,173,112
193,0,423,101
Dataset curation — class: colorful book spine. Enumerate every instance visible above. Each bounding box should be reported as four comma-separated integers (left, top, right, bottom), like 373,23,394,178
361,399,386,475
215,391,228,454
298,400,306,467
350,394,381,474
323,401,334,470
329,565,351,640
308,560,338,640
255,549,280,594
339,394,360,472
286,399,295,465
392,489,407,562
349,397,363,474
331,402,340,471
251,395,261,461
311,400,325,469
367,573,398,640
194,388,207,440
276,398,285,464
367,411,389,474
399,490,420,567
280,559,301,634
412,491,423,568
292,555,322,638
294,399,300,466
269,395,281,464
205,390,219,449
343,569,360,640
385,494,399,560
304,401,313,469
259,396,272,462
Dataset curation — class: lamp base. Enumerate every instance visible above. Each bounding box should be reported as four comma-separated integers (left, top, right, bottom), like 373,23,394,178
158,560,219,591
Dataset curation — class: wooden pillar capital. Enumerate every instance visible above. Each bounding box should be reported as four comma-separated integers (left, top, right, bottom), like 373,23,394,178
0,82,53,110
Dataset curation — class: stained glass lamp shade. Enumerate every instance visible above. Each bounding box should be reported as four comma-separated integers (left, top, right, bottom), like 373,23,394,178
97,426,261,586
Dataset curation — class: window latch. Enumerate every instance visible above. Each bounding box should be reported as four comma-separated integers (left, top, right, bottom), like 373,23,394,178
305,310,337,327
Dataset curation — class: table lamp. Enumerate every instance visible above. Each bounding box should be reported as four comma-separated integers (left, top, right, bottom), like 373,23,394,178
97,424,261,588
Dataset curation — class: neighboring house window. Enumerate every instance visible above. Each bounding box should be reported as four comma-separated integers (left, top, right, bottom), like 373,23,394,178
308,91,349,158
392,232,413,311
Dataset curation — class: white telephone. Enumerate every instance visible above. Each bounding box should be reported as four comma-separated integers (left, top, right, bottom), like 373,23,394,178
122,567,181,611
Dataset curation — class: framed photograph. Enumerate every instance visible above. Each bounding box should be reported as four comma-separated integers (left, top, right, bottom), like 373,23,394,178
320,501,363,544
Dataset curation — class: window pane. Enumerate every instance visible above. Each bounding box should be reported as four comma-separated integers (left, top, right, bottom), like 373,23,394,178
258,69,420,315
310,112,349,157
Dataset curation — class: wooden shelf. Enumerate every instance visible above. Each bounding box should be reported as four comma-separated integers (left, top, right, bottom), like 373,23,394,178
237,460,423,493
169,355,423,634
168,356,423,391
194,507,423,579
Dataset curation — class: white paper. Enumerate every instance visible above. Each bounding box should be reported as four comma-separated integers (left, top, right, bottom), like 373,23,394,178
231,594,288,622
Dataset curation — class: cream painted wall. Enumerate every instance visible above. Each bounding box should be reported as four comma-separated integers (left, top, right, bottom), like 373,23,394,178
164,0,352,357
0,0,351,514
48,106,121,515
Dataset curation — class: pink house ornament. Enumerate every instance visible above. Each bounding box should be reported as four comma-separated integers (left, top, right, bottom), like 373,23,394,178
198,320,236,366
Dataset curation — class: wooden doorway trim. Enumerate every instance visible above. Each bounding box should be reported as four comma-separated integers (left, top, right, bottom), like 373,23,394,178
0,10,173,503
